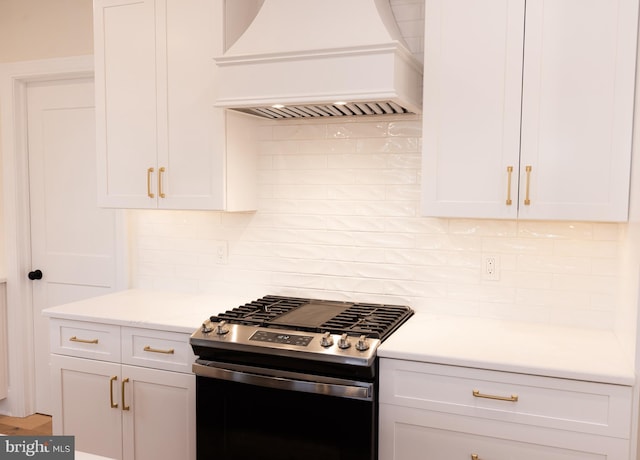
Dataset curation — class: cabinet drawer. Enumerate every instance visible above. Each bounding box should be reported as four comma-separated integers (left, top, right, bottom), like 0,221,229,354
379,404,629,460
379,359,632,438
121,327,194,373
50,319,120,362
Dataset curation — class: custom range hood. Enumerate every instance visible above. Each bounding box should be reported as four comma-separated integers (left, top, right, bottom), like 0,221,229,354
216,0,423,119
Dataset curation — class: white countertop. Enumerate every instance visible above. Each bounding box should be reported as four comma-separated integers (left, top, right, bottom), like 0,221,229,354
43,290,637,385
42,289,255,334
378,313,636,386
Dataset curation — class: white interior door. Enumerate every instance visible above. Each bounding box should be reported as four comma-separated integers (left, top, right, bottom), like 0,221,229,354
27,77,120,415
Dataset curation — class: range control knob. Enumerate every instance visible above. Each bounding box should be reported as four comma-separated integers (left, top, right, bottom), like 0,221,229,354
215,320,229,335
201,321,213,334
355,335,369,351
320,332,334,348
338,333,351,349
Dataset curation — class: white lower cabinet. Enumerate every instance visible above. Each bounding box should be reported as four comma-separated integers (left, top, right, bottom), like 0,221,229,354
49,319,195,460
379,359,633,460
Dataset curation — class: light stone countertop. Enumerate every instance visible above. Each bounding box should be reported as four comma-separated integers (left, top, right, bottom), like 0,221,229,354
43,290,636,386
41,288,257,334
378,313,636,386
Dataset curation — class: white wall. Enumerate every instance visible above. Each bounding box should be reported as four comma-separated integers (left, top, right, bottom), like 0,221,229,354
128,114,624,331
0,0,94,278
0,0,92,63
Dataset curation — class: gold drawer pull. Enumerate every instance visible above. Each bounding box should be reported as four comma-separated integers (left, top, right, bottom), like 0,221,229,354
144,345,175,355
473,389,518,402
158,166,166,198
147,167,155,198
109,376,118,408
524,165,532,205
505,166,513,205
122,378,130,411
69,336,99,344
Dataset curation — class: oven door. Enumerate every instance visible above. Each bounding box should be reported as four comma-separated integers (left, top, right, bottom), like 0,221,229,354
193,361,377,460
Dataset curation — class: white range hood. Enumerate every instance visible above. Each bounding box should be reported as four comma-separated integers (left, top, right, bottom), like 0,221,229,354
216,0,423,119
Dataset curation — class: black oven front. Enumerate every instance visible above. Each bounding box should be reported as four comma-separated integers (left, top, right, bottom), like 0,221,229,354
193,360,377,460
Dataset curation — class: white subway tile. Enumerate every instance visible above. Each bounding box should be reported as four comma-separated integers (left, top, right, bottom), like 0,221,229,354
482,237,554,255
450,219,518,237
593,222,623,241
127,114,625,330
387,120,422,137
299,138,358,154
327,184,386,200
517,254,592,275
359,168,419,185
415,234,482,252
386,153,421,169
272,154,328,170
327,121,389,139
385,248,450,266
357,137,419,154
385,184,421,201
327,153,388,169
272,123,328,140
518,221,593,239
552,274,618,295
354,201,417,217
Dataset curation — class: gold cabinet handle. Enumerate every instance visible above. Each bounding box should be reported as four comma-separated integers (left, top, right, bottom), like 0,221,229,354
109,376,118,408
471,455,479,460
505,166,513,205
524,165,532,205
158,167,166,198
69,336,99,344
473,389,518,402
147,167,155,198
122,378,130,411
144,345,174,354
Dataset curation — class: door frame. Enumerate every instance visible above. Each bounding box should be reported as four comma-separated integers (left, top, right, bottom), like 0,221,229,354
0,55,128,416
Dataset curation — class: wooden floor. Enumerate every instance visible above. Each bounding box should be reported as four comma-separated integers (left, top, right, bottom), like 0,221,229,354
0,414,52,436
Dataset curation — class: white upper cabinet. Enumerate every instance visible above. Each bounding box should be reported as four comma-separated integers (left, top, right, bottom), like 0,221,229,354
94,0,257,211
421,0,638,221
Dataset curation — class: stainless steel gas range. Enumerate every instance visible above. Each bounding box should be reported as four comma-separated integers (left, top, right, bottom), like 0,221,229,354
190,295,414,460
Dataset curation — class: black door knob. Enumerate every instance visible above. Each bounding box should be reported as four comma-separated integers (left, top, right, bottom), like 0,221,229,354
28,269,43,280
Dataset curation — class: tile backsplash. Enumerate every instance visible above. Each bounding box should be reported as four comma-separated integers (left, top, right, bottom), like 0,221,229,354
129,114,623,330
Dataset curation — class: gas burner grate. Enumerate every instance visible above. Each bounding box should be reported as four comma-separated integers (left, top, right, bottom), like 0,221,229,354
211,295,306,326
320,304,413,340
210,295,413,341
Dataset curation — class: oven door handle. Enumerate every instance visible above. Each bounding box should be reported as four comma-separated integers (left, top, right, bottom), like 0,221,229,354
193,362,373,401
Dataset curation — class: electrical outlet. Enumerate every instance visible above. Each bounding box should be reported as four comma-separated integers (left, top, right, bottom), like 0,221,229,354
214,242,228,265
482,255,500,281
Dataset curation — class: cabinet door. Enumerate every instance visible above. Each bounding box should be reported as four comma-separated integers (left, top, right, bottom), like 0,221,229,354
94,0,159,208
50,355,123,459
121,365,196,460
386,417,607,459
519,0,638,221
379,404,629,460
157,0,226,210
421,0,525,219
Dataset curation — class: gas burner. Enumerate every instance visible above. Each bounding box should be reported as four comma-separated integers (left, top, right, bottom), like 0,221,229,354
192,295,413,373
210,296,303,326
209,295,413,341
